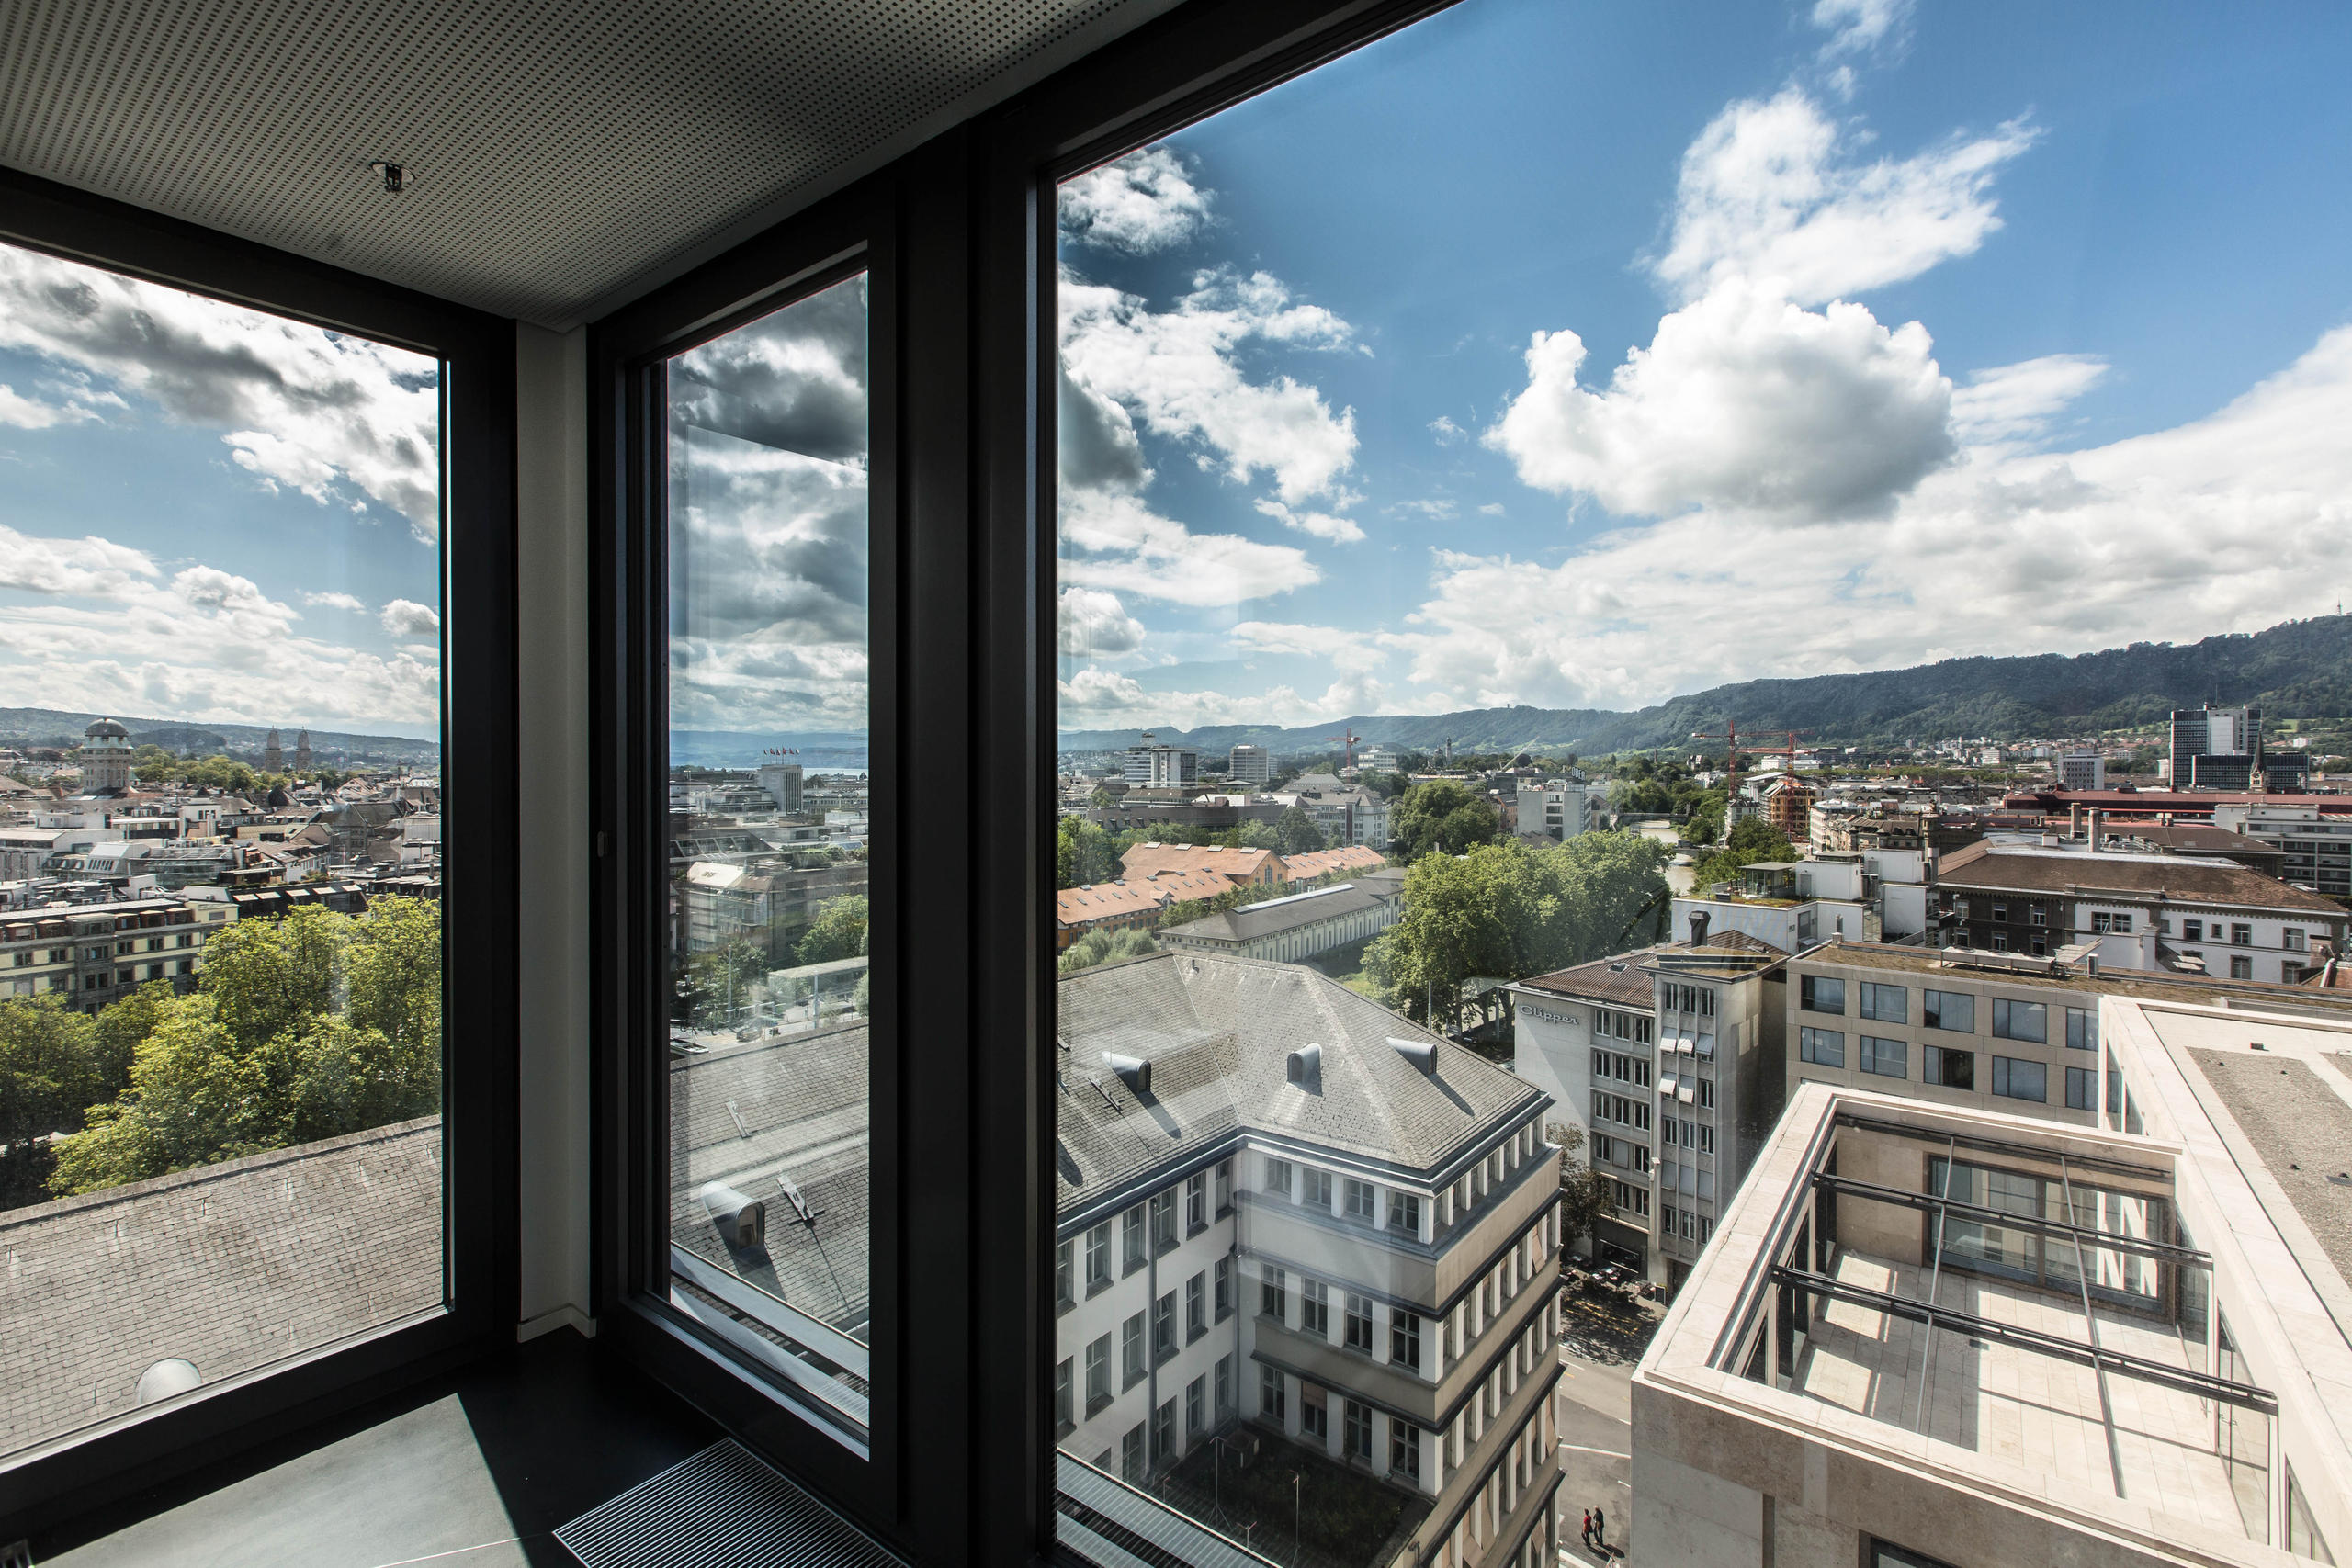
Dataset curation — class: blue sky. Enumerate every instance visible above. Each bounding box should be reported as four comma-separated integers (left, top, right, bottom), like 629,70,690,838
1056,0,2352,733
0,250,443,737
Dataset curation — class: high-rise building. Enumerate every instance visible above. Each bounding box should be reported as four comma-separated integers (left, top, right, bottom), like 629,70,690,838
756,759,805,814
2170,705,2260,790
1123,744,1196,788
1226,742,1271,785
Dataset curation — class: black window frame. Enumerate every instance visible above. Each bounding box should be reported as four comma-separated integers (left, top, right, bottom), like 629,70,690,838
0,164,519,1532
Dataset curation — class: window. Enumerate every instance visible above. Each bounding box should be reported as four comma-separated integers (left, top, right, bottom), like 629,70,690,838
1056,1241,1073,1307
2064,1007,2098,1051
1215,1158,1233,1213
1698,1124,1714,1155
1343,1398,1373,1460
1304,1168,1334,1210
1122,1312,1146,1386
1924,1045,1976,1091
1991,1055,2047,1102
1123,1204,1147,1269
2031,907,2049,927
2066,1066,2097,1111
1122,1424,1146,1483
1343,1177,1375,1221
1186,1375,1205,1436
1265,1156,1294,1196
1343,1292,1374,1352
1186,1272,1206,1338
1085,1222,1111,1290
1300,1383,1329,1441
1154,1290,1177,1357
2231,923,2254,946
1858,983,1907,1023
1216,1354,1234,1417
1918,987,1975,1034
1695,1077,1713,1111
1387,1190,1421,1234
1392,1310,1422,1371
1186,1171,1206,1230
1261,1265,1288,1321
2284,928,2307,952
1261,1365,1287,1424
1799,1027,1846,1067
2231,954,2253,979
2182,919,2203,942
1150,1190,1176,1250
1214,1256,1232,1317
1859,1035,1907,1079
1301,1278,1330,1337
1056,1359,1075,1432
1086,1335,1111,1412
1391,1423,1422,1482
1991,998,2047,1043
1800,975,1846,1013
1991,901,2009,922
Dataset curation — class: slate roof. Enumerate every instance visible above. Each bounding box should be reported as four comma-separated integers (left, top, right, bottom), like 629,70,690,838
1934,842,2345,915
1160,884,1383,943
1054,953,1544,1225
0,1117,442,1457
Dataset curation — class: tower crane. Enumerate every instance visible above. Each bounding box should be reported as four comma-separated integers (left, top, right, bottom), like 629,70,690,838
1324,729,1363,771
1687,721,1808,818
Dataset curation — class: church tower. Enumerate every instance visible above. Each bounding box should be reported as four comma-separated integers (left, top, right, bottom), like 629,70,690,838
295,729,313,773
265,728,283,773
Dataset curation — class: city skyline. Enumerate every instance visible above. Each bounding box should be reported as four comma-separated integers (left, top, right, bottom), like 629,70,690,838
1057,0,2352,734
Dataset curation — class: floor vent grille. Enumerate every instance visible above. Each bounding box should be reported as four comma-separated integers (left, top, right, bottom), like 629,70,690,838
555,1439,900,1568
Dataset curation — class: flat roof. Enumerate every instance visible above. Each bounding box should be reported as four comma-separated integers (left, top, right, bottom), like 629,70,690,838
1792,940,2352,1012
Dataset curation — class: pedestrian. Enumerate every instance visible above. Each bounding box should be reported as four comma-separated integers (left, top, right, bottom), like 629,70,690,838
1579,1508,1593,1550
1592,1505,1607,1552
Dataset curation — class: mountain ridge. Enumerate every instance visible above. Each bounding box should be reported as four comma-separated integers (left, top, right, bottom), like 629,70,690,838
0,708,440,761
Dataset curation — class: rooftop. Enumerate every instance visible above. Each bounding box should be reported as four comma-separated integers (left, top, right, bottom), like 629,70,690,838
1159,883,1382,942
1793,939,2352,1013
1935,840,2346,913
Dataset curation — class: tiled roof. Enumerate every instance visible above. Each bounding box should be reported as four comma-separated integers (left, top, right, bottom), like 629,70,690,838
1934,842,2346,914
0,1117,442,1455
1054,953,1544,1221
1055,868,1234,930
1277,845,1387,883
1517,953,1660,1009
1119,842,1276,885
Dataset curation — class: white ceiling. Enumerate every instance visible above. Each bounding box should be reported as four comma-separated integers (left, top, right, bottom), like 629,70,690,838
0,0,1172,327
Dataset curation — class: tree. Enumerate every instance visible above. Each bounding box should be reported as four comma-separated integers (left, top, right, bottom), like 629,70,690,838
1389,781,1499,862
1057,816,1125,888
1057,927,1159,974
1275,803,1326,856
47,898,446,1196
1236,819,1280,852
796,895,870,965
0,996,103,1158
1687,817,1795,895
1547,1121,1614,1258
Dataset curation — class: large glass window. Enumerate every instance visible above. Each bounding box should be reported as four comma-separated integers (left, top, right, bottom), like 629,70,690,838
0,242,447,1460
662,275,873,1448
1922,990,1974,1033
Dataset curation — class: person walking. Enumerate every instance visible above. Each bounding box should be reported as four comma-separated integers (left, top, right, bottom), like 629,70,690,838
1579,1508,1593,1551
1591,1506,1607,1552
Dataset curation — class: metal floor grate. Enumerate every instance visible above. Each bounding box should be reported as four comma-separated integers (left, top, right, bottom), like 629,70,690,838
555,1439,902,1568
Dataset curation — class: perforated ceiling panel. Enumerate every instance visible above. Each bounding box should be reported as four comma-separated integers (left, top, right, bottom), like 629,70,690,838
0,0,1164,325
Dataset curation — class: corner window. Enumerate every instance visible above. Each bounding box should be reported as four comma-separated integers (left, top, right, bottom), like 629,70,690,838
1800,975,1847,1014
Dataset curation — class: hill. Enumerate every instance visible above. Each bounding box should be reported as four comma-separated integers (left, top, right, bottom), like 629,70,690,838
0,708,440,763
1058,615,2352,758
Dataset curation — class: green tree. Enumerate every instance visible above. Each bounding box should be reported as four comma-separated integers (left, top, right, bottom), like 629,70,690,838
0,996,103,1157
677,939,768,1027
1057,927,1159,974
1274,803,1327,856
1389,781,1499,862
1236,818,1280,852
1688,817,1796,894
1548,1121,1614,1256
1057,817,1125,888
796,895,870,965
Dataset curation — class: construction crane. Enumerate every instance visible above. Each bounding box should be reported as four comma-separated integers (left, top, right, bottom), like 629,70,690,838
1324,728,1363,770
1687,721,1808,818
763,747,801,758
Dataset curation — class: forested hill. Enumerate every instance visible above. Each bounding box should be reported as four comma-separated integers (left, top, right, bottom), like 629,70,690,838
1059,615,2352,756
0,707,439,762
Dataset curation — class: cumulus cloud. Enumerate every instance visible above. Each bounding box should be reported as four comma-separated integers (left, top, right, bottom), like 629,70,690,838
1062,490,1319,606
1656,90,2036,308
379,598,441,637
1061,148,1214,254
670,276,867,465
1231,620,1390,675
0,246,443,536
1061,269,1358,504
1489,278,1953,518
304,591,366,612
1811,0,1911,59
1950,354,2110,446
0,525,159,596
1057,586,1147,657
1057,665,1343,732
1254,499,1365,544
0,382,97,429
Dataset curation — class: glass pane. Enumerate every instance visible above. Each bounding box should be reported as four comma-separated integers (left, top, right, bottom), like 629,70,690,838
662,275,873,1448
0,241,445,1457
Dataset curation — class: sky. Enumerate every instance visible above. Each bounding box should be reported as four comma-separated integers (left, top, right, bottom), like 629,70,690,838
1055,0,2352,736
0,247,444,738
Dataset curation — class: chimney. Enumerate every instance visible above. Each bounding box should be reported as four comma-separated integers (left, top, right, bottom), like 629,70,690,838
2070,802,2083,836
2087,808,2102,850
1689,910,1711,945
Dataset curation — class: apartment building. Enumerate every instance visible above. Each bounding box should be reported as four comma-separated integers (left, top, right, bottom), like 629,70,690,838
1932,841,2346,981
1056,953,1566,1568
1508,923,1788,1290
1512,782,1591,843
1672,858,1874,954
1634,990,2350,1567
2211,802,2352,901
1227,744,1272,786
0,895,228,1010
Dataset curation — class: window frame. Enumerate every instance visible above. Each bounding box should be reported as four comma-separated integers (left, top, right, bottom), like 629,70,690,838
0,164,519,1530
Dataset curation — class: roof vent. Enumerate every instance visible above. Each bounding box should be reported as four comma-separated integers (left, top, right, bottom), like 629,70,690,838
699,1181,766,1247
136,1358,200,1406
1287,1043,1323,1085
1103,1052,1152,1095
1390,1037,1438,1074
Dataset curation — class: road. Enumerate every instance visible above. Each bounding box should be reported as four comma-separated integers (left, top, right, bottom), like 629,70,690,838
1554,1337,1634,1564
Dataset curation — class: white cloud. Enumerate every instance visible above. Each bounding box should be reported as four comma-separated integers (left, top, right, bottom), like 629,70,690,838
379,598,441,637
1061,148,1214,254
1057,586,1147,657
1655,90,2036,308
1811,0,1911,59
1231,620,1390,676
0,525,158,596
0,246,442,537
1950,354,2110,446
1429,415,1466,445
0,382,96,429
1057,665,1339,732
1061,269,1358,504
1254,499,1365,544
1409,325,2352,711
303,591,366,612
1488,278,1953,518
1061,490,1319,606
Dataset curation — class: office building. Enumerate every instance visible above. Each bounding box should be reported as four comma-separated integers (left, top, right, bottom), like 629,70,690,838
1514,781,1591,843
2210,802,2352,900
1227,744,1272,786
1124,745,1199,789
2058,750,2105,790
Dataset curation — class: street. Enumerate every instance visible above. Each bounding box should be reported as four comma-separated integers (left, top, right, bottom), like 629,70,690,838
1554,1287,1656,1564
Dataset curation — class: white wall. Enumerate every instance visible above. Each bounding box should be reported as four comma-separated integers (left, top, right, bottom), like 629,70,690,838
514,322,594,1337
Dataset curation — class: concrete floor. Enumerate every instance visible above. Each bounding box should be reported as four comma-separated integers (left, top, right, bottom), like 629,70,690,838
1554,1339,1634,1564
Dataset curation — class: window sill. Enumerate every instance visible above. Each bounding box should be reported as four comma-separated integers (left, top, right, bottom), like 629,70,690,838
1214,1305,1233,1325
1087,1393,1114,1417
1086,1277,1114,1299
1187,1325,1208,1345
1122,1371,1146,1393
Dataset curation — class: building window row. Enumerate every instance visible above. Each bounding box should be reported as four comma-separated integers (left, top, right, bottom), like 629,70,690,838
1589,1046,1650,1088
1659,982,1714,1017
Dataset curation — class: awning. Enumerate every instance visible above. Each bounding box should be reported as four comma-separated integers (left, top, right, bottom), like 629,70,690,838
1678,1082,1696,1103
1657,1073,1680,1096
1694,1032,1716,1058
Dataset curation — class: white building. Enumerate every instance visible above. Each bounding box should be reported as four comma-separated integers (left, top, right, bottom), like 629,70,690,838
2059,750,2107,790
1672,859,1872,955
2209,802,2352,903
1155,882,1400,963
1513,781,1590,842
1125,745,1198,788
1227,743,1271,786
1056,953,1566,1568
